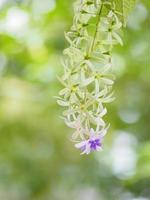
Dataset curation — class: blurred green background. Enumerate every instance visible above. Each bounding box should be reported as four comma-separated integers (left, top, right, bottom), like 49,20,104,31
0,0,150,199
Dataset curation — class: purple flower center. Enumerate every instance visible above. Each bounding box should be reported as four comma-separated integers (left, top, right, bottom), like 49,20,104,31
89,139,101,150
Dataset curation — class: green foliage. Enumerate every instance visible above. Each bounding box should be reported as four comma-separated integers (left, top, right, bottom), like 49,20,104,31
113,0,136,26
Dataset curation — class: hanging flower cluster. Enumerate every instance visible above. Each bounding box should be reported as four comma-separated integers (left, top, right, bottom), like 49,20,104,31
57,0,123,154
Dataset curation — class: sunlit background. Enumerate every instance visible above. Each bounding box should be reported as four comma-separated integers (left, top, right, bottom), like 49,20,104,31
0,0,150,199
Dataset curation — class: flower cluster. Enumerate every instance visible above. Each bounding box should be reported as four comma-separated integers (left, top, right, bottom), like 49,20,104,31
57,0,123,154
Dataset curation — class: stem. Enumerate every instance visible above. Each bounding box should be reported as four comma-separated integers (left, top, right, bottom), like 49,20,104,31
89,1,104,54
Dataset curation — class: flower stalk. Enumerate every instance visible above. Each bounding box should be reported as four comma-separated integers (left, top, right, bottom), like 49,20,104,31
57,0,123,154
90,1,103,53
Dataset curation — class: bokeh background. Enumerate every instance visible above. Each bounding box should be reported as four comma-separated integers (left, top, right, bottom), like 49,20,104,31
0,0,150,199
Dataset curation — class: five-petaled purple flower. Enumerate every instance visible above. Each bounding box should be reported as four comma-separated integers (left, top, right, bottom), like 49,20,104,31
75,128,107,154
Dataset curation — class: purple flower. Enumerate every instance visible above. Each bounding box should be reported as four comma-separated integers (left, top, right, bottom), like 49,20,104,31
75,128,106,154
89,138,101,151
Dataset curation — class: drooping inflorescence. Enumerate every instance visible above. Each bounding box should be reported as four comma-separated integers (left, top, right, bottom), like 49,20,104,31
57,0,134,154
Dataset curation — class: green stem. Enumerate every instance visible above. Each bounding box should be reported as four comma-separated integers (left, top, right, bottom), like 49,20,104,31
89,1,104,54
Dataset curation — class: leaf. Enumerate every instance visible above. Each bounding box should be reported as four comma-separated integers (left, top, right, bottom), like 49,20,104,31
113,0,136,26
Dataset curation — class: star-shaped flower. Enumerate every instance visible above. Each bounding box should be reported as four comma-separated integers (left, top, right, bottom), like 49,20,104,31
75,127,107,154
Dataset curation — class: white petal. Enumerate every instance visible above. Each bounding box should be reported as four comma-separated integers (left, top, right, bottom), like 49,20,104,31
81,145,91,155
90,128,95,138
57,100,69,107
96,117,105,126
96,88,107,98
102,97,115,103
85,60,95,71
82,77,94,86
65,32,74,45
72,131,79,140
96,146,103,152
59,88,69,96
75,141,87,149
113,32,123,46
80,68,85,82
107,32,113,43
70,93,78,103
101,77,114,85
95,79,100,94
99,108,107,117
